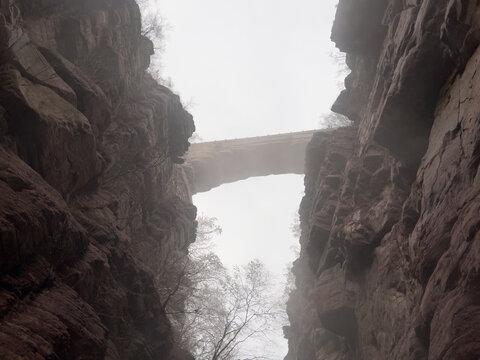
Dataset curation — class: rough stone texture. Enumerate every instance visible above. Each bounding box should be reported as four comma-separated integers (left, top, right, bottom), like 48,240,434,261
185,130,317,194
0,1,195,359
286,1,480,360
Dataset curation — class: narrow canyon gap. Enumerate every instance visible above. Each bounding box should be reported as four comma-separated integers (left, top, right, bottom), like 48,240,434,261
0,1,480,360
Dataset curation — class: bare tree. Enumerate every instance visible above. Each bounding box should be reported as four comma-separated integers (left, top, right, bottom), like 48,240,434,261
139,214,281,359
330,50,350,91
188,132,203,144
158,215,224,315
180,259,280,360
318,111,352,129
138,0,168,72
290,212,301,239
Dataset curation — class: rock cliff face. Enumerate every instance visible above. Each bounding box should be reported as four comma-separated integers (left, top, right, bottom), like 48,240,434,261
2,0,480,359
286,1,480,359
0,1,195,359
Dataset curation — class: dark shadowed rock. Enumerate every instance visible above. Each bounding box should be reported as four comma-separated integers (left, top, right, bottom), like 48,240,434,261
0,0,195,359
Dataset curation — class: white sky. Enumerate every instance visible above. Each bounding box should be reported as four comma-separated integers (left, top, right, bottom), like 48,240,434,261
194,175,304,357
158,0,341,140
155,0,342,357
194,174,304,273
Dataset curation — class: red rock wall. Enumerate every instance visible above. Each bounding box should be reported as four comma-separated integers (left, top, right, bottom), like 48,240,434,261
286,1,480,359
0,1,195,359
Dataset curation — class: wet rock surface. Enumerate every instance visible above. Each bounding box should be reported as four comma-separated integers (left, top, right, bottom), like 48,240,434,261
0,1,195,359
286,1,480,359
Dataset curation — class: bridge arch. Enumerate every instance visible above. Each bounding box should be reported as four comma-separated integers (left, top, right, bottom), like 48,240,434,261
183,130,322,194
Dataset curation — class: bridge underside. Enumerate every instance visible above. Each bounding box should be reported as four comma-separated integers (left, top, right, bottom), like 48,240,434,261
183,130,327,194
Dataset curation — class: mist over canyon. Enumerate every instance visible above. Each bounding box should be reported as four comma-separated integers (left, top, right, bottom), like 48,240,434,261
1,1,480,360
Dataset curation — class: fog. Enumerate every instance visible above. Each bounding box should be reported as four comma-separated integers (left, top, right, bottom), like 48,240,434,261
155,0,343,357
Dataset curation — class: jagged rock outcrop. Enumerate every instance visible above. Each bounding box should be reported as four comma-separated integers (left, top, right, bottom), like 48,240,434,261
0,1,195,359
185,130,316,194
286,1,480,360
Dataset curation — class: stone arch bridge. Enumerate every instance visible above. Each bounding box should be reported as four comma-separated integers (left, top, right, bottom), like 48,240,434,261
182,129,323,195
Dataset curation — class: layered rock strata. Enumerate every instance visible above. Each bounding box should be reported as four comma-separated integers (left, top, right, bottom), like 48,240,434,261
0,1,195,359
286,1,480,359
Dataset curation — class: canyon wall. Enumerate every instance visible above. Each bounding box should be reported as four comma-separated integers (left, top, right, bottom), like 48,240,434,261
1,0,479,359
0,1,196,359
185,130,317,194
286,1,480,359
